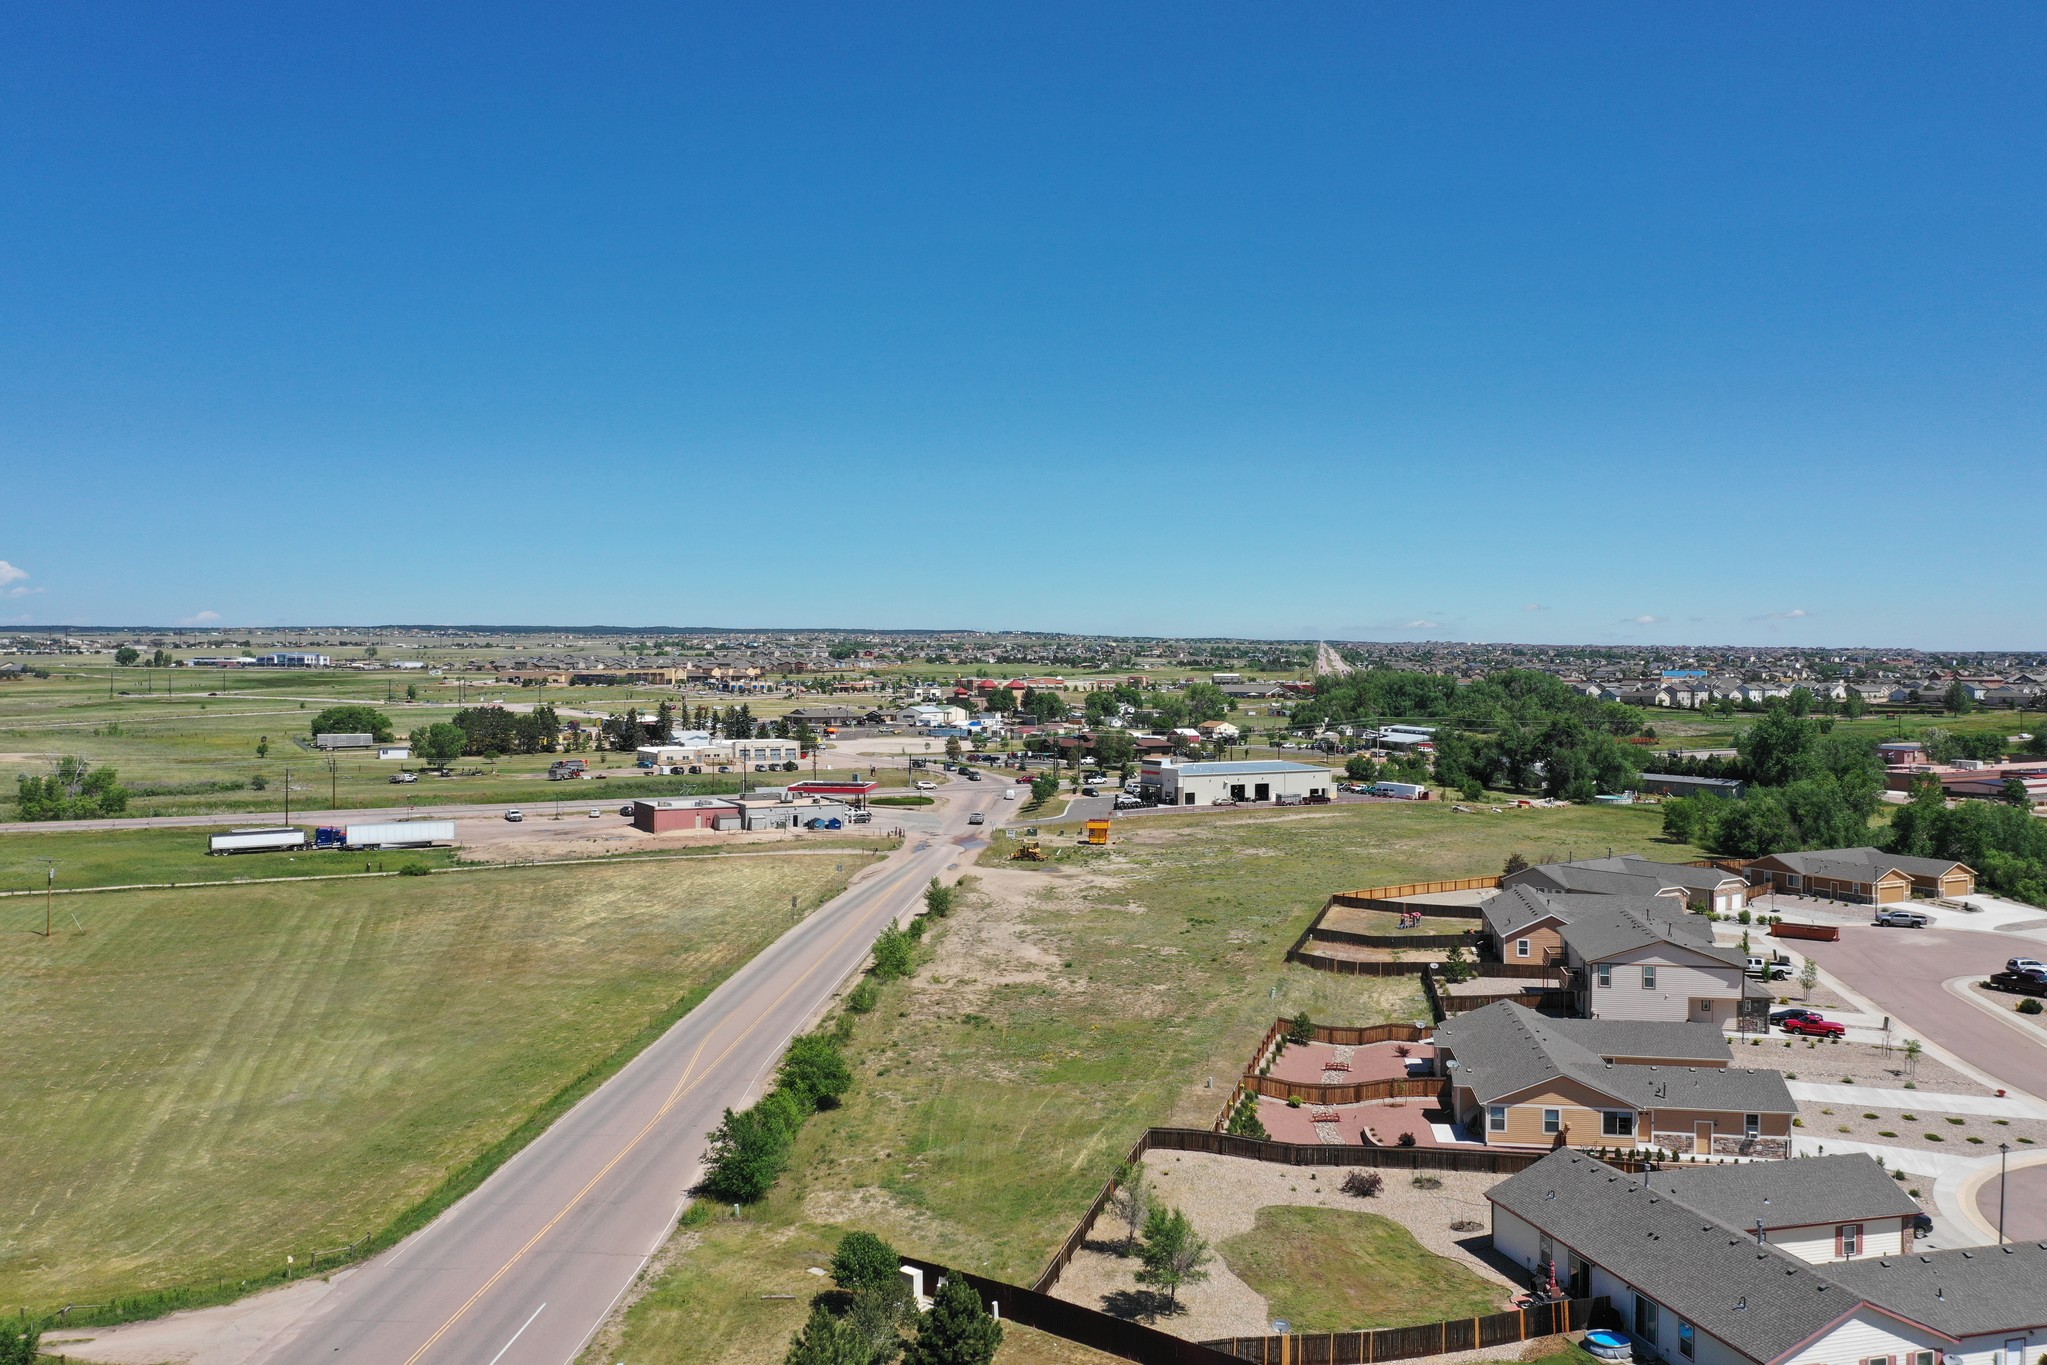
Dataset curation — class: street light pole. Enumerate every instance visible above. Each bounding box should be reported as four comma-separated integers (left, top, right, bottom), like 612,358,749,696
1999,1142,2011,1245
36,858,57,938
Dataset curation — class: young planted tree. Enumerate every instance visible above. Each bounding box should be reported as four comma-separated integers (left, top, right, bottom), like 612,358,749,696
829,1231,903,1296
782,1303,873,1365
1114,1159,1151,1253
923,879,955,918
1798,956,1819,1000
902,1273,1003,1365
1135,1205,1211,1310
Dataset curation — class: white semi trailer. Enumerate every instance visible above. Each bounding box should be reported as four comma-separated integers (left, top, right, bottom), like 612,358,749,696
207,827,309,855
315,820,456,850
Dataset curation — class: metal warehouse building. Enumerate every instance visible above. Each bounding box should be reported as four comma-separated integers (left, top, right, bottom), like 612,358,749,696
1142,758,1332,806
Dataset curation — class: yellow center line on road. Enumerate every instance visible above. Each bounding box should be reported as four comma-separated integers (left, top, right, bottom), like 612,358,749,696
398,846,937,1365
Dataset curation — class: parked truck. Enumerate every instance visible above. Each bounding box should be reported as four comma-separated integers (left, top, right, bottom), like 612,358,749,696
313,820,456,851
207,826,309,856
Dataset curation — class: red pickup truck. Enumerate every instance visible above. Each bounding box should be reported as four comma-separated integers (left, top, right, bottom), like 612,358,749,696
1780,1015,1846,1038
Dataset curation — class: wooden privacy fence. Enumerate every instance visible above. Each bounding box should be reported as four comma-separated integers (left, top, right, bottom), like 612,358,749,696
1288,952,1436,978
1241,1075,1442,1106
905,1254,1248,1365
1203,1298,1597,1365
1303,928,1479,951
1326,876,1501,909
1311,1022,1427,1046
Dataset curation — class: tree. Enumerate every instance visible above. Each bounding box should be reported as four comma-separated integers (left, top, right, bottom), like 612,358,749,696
1502,851,1529,877
1134,1205,1211,1309
405,683,420,702
943,737,963,763
1841,690,1868,719
901,1273,1003,1365
2005,777,2033,807
310,704,395,742
1113,1160,1150,1252
410,722,467,773
362,644,378,658
984,687,1019,716
256,735,269,759
0,1317,40,1365
1344,753,1378,782
1029,770,1060,804
1285,1011,1313,1044
782,1302,874,1365
1943,681,1976,715
1225,1093,1268,1139
830,1231,902,1296
1183,682,1230,725
15,756,129,820
1092,729,1136,776
1798,956,1819,1000
115,645,141,666
701,1104,792,1203
1439,944,1477,984
923,879,955,918
871,925,915,980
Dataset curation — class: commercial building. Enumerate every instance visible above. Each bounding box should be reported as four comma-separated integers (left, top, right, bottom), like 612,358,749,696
631,797,742,833
312,731,378,750
255,651,331,667
635,738,804,770
1490,1148,2045,1365
1140,757,1332,806
786,778,880,802
1636,772,1747,800
723,794,855,830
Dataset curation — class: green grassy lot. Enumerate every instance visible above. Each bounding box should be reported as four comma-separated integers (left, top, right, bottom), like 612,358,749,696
0,825,462,894
1219,1206,1508,1332
0,854,874,1312
1643,708,2030,753
600,799,1685,1365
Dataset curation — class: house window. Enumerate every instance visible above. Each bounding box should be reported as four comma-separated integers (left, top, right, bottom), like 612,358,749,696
1745,1114,1761,1139
1517,938,1531,958
1602,1111,1636,1137
1863,1357,1894,1365
1678,1321,1695,1359
1488,1105,1508,1133
1543,1108,1562,1135
1596,964,1612,988
1786,875,1803,890
1634,1296,1660,1343
1642,966,1658,990
1838,1223,1862,1257
1910,1353,1936,1365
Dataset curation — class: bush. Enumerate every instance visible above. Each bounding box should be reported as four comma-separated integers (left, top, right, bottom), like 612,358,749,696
846,979,879,1014
310,704,395,742
924,879,955,918
1226,1095,1269,1140
2021,998,2045,1015
0,1318,40,1365
1410,1172,1438,1187
1285,1010,1313,1044
1341,1170,1384,1198
1285,1096,1301,1108
1396,1132,1417,1148
779,1033,853,1112
397,862,432,876
700,1105,792,1203
870,925,915,980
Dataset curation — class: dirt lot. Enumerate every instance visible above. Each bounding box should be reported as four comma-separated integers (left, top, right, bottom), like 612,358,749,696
1730,1037,1987,1093
1053,1150,1513,1342
1320,904,1485,936
1795,1100,2047,1159
456,812,899,862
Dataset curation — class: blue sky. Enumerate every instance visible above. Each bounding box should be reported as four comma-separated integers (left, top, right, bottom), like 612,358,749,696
3,4,2042,647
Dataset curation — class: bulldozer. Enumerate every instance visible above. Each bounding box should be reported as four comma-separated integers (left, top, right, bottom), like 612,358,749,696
1009,841,1047,862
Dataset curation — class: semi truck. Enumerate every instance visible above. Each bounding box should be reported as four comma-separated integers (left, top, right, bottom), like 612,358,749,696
207,827,310,855
313,820,457,851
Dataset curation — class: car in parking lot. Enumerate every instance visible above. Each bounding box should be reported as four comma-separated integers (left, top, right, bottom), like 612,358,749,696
1874,907,1930,928
1779,1014,1846,1038
915,780,936,790
2009,958,2046,975
503,809,524,822
1115,794,1143,808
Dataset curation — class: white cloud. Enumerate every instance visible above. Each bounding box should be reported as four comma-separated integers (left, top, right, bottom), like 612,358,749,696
0,561,27,587
178,610,222,626
1521,603,1546,613
1402,619,1442,630
1625,614,1667,625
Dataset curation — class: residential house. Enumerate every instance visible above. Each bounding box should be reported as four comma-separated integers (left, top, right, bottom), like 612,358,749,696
1486,891,1765,1025
1744,848,1976,903
1433,1001,1795,1156
1490,1148,2045,1365
1504,855,1751,915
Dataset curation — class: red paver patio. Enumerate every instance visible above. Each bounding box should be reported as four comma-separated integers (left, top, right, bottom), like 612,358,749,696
1248,1094,1492,1150
1264,1040,1435,1085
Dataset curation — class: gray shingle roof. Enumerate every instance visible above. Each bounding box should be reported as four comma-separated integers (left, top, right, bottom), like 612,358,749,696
1558,903,1745,968
1482,885,1571,941
1434,1002,1764,1108
1825,1244,2047,1337
1489,1151,1855,1361
1762,847,1970,883
1650,1154,1919,1232
1505,855,1742,900
1492,1151,2047,1357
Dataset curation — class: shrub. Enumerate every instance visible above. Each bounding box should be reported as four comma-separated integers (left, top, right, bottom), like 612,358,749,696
1410,1173,1440,1188
870,925,915,980
1947,1116,1966,1125
2020,998,2045,1016
779,1033,853,1112
1738,908,1752,924
397,862,432,876
1226,1095,1269,1140
846,979,879,1014
700,1105,791,1203
1396,1132,1417,1148
1341,1170,1384,1198
1285,1096,1302,1108
1285,1011,1313,1044
924,879,955,918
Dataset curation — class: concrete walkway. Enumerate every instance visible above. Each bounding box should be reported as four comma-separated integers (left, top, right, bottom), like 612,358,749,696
1789,1134,1983,1178
1787,1083,2047,1119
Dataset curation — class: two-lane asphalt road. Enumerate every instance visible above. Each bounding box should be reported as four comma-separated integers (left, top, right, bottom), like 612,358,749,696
227,783,1000,1365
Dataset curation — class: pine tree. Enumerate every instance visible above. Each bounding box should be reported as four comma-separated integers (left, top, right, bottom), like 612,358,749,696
901,1274,1002,1365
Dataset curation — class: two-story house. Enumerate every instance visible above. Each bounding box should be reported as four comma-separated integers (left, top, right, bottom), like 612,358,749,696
1504,854,1751,916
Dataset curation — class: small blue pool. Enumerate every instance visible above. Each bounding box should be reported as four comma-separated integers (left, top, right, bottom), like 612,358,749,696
1584,1330,1633,1361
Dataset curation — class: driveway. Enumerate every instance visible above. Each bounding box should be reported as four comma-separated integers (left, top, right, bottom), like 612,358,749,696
1800,925,2047,1103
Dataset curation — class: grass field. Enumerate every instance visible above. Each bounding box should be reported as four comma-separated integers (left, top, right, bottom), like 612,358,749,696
1218,1206,1507,1332
0,853,874,1312
0,825,464,894
596,798,1687,1365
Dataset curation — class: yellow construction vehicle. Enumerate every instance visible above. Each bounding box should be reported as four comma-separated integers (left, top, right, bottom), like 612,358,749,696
1009,841,1046,862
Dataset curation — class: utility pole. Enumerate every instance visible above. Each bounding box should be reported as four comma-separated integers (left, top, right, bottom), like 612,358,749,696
1999,1142,2011,1244
283,767,292,824
328,754,339,809
35,858,57,938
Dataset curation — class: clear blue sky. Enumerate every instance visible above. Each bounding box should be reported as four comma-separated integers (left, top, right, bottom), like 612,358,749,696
4,4,2042,647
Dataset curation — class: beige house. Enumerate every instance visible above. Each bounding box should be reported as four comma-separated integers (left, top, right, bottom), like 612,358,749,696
1505,854,1751,915
1745,848,1975,903
1434,1001,1796,1158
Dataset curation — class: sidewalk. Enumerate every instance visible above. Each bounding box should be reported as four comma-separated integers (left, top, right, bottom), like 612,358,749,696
1787,1082,2047,1119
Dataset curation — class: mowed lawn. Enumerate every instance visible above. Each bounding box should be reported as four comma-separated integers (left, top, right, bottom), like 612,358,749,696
600,799,1685,1365
0,825,461,894
0,854,871,1310
1219,1206,1507,1332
